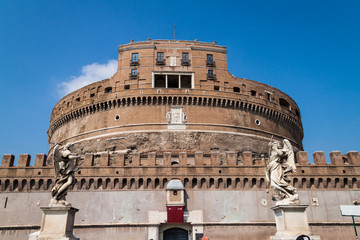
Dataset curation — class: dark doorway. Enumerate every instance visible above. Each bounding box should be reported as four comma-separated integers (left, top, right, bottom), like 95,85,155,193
163,228,188,240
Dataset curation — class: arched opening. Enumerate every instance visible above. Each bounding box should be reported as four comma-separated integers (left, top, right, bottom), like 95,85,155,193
146,178,152,189
47,179,52,190
81,179,86,190
209,178,215,189
114,178,119,189
279,98,290,110
104,87,112,93
192,178,198,189
13,179,18,191
22,179,27,191
155,178,160,189
163,228,188,240
30,179,35,190
138,178,144,189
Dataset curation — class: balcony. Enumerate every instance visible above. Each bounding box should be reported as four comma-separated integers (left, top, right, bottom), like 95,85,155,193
130,59,140,66
156,59,166,66
206,60,216,67
129,73,139,80
181,59,191,66
207,73,217,80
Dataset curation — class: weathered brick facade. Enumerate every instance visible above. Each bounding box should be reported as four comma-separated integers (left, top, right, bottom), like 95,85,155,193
48,40,303,157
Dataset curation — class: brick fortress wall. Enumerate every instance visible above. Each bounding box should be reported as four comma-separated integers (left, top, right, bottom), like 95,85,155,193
1,150,359,192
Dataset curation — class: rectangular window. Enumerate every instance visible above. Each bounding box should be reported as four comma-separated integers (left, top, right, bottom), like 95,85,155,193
132,53,138,62
156,52,166,65
207,70,216,80
206,54,215,67
131,69,138,76
266,93,271,101
154,74,166,88
153,73,193,89
181,53,190,66
168,75,179,88
157,52,164,61
130,53,139,66
181,75,191,88
214,85,220,91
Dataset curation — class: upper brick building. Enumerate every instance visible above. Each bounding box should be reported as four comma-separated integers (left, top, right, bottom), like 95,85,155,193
48,39,303,158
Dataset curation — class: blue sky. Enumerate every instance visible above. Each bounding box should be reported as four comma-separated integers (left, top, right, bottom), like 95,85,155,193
0,0,359,164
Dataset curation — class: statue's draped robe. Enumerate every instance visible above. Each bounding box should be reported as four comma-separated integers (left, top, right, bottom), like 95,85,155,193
266,149,295,197
51,147,76,201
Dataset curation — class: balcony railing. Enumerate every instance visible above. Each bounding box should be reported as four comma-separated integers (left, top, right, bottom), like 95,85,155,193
206,60,216,67
130,59,140,66
156,59,166,66
181,59,191,66
129,73,139,79
207,73,217,80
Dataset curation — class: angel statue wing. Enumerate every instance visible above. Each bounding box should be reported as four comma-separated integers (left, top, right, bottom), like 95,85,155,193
53,144,62,178
282,139,296,173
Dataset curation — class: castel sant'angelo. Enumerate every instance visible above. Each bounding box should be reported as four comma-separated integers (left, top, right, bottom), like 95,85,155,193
1,39,360,240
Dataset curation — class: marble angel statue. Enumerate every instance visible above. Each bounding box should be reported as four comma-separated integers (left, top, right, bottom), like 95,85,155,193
266,139,299,205
50,143,79,207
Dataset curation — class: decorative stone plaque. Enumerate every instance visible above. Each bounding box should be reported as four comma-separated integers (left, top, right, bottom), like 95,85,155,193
170,56,176,66
166,106,187,130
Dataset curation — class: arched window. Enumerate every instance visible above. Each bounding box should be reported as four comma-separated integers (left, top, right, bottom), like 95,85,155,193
279,98,290,110
104,87,112,93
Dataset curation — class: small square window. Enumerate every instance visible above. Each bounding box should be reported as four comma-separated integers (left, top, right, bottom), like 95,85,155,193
214,85,220,91
90,93,95,98
124,85,130,90
173,190,178,195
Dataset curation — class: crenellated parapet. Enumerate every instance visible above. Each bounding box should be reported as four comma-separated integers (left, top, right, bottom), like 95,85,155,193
0,150,359,192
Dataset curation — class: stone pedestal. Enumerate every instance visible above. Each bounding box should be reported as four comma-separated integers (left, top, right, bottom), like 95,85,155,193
29,206,79,240
270,205,320,240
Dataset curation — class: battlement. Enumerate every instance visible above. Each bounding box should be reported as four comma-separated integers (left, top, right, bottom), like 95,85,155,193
1,150,359,193
1,150,360,168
